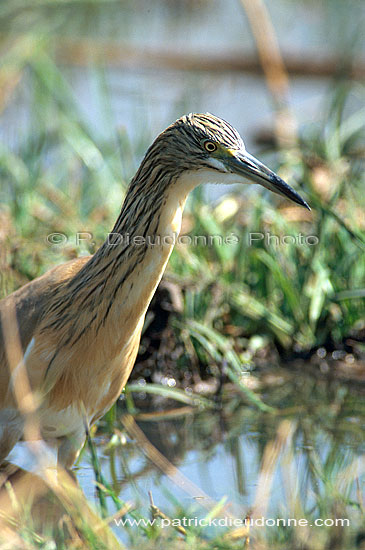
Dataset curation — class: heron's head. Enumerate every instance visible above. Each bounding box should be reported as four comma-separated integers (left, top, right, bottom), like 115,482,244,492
160,112,309,209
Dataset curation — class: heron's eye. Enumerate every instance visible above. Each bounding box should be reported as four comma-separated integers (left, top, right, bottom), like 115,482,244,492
203,140,217,153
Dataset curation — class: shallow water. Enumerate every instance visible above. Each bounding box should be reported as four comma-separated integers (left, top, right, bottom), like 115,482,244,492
72,367,364,540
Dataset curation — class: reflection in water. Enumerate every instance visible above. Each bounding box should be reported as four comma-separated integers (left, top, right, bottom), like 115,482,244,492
79,367,364,536
1,369,363,547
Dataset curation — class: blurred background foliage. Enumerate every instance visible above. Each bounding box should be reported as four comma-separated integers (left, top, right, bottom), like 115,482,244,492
0,1,364,549
0,0,364,365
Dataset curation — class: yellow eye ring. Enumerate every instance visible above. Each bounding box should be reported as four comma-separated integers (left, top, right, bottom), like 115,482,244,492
203,140,217,153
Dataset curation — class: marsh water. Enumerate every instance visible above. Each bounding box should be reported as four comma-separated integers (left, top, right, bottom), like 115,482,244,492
7,361,364,543
3,0,364,156
71,366,365,540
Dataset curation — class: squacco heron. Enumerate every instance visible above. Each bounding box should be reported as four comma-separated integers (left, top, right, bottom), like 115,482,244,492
0,113,309,469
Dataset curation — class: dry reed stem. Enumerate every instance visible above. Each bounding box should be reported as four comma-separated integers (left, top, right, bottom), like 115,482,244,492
0,298,122,548
1,296,42,446
121,413,231,515
240,0,298,147
252,419,294,519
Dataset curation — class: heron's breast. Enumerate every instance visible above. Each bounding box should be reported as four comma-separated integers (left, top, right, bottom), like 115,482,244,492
40,378,114,439
39,404,84,439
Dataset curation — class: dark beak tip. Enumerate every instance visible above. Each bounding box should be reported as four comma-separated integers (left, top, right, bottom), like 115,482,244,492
272,174,310,211
298,197,311,211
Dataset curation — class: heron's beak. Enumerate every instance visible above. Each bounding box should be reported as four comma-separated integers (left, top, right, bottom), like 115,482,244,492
226,150,310,210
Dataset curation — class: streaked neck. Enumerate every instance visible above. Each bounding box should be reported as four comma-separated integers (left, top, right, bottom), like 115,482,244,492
98,174,196,337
